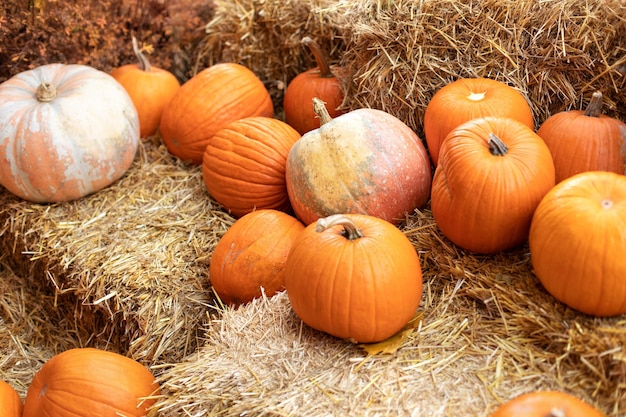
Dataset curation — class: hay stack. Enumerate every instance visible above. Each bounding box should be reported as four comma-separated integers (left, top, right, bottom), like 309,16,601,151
0,137,233,366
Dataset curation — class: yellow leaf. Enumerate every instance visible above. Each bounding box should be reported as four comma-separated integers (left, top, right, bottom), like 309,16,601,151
358,312,423,355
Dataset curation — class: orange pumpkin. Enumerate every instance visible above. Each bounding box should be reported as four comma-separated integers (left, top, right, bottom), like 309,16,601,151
431,117,555,254
0,380,23,417
491,390,606,417
283,37,345,135
285,99,432,226
536,91,626,183
529,171,626,317
23,348,159,417
160,63,274,164
284,213,423,343
0,63,140,203
423,78,534,166
111,37,180,138
210,209,305,306
202,117,301,218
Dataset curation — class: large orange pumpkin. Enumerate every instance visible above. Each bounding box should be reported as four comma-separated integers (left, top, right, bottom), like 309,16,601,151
431,117,555,254
111,37,181,138
160,63,274,164
0,63,140,203
491,390,606,417
285,99,432,226
0,379,23,417
23,347,159,417
529,171,626,317
210,209,305,306
283,37,345,135
202,117,301,218
423,78,534,166
284,213,423,343
536,91,626,183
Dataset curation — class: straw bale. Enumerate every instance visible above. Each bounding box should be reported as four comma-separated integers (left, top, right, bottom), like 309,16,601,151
154,208,625,417
0,137,234,366
198,0,626,136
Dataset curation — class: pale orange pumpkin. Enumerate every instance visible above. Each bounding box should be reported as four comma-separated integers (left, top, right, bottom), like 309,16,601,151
210,209,305,306
202,117,301,218
424,78,534,166
491,390,606,417
529,171,626,317
111,37,181,138
160,63,274,164
0,63,140,203
0,379,23,417
23,347,159,417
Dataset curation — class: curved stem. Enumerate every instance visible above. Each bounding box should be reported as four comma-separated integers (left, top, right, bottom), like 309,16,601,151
132,36,151,72
583,91,603,118
312,97,333,126
302,36,333,78
488,133,508,156
316,214,364,240
35,82,57,102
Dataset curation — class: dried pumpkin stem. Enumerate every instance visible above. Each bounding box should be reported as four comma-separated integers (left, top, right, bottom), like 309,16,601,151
583,91,603,118
548,407,565,417
316,214,364,240
35,82,57,102
132,36,151,72
302,36,332,78
312,97,333,125
488,133,508,156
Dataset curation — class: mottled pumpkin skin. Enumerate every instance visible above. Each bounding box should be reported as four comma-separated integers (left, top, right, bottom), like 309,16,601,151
491,390,606,417
0,380,23,417
23,348,159,417
0,63,140,203
285,108,432,226
160,63,274,165
529,171,626,317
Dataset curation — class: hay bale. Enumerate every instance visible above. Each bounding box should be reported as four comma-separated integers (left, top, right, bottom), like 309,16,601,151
154,209,625,416
0,137,233,366
199,0,626,136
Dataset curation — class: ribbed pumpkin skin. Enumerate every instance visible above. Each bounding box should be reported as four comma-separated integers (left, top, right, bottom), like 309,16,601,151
210,209,305,306
423,78,534,166
202,117,301,218
0,380,23,417
431,117,555,254
23,348,159,417
0,63,140,203
491,390,606,417
160,63,274,165
285,107,432,226
529,171,626,317
284,214,423,343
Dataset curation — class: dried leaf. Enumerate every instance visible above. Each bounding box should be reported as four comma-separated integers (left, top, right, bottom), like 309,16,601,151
358,312,423,355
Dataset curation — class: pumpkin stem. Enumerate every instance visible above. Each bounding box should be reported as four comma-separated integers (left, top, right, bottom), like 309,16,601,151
302,36,333,78
35,82,57,102
488,133,508,156
316,214,364,240
312,97,333,125
548,407,565,417
583,91,603,118
132,36,151,72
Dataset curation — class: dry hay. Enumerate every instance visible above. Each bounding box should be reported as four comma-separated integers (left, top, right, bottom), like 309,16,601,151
198,0,626,136
0,137,234,366
152,206,626,416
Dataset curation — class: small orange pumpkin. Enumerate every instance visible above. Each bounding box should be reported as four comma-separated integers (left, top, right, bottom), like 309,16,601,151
111,37,181,138
210,209,305,306
431,117,555,254
423,78,534,166
0,380,23,417
491,390,606,417
283,37,345,135
160,63,274,164
23,347,159,417
536,91,626,183
529,171,626,317
284,213,423,343
202,117,301,218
